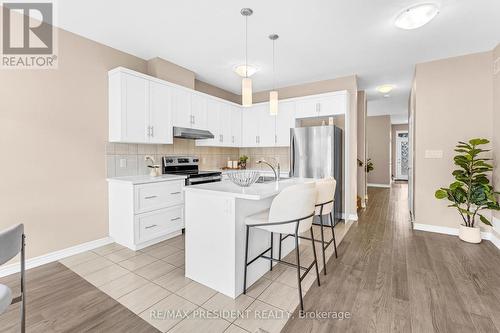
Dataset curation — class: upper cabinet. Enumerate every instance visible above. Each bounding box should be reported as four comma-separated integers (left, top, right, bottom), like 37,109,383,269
109,67,349,148
109,70,173,144
295,92,348,119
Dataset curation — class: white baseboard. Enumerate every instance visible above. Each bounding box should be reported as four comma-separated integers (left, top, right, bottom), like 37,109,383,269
341,213,358,221
0,237,113,278
367,183,391,188
412,223,493,241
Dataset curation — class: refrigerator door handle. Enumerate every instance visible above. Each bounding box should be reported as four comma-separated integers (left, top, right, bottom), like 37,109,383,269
290,133,295,177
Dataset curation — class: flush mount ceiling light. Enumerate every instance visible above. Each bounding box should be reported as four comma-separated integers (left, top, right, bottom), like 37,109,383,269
241,8,253,107
376,84,395,94
233,64,259,77
268,34,279,115
395,3,439,30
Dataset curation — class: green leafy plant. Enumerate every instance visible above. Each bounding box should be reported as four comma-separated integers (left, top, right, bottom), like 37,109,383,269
435,138,500,227
239,155,248,164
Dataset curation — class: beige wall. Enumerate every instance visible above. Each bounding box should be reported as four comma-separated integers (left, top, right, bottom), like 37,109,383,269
253,76,358,217
357,91,367,203
0,28,147,260
366,116,391,185
147,57,195,89
414,51,493,229
391,124,409,178
195,80,241,104
493,44,500,222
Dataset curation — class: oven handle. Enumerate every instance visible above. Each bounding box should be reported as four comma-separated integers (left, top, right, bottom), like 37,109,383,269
188,175,222,185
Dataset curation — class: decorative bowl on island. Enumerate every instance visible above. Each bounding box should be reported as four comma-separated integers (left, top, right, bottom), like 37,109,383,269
227,170,260,187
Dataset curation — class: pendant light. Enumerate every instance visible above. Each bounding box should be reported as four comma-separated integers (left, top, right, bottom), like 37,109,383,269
268,34,279,115
241,8,253,107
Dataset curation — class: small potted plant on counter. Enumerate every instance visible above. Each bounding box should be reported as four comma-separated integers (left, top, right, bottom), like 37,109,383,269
239,155,248,169
435,138,500,243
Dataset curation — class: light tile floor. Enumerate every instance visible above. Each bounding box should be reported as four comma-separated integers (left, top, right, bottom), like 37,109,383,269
60,222,352,333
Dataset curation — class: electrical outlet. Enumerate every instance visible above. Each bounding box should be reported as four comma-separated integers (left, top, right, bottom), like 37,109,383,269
494,57,500,75
119,158,127,168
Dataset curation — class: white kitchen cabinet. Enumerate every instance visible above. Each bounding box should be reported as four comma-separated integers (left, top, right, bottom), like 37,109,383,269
171,87,192,128
219,103,232,146
109,70,172,144
230,106,242,146
149,81,173,144
294,93,348,119
242,106,260,147
196,99,221,146
257,104,276,147
275,101,296,146
190,94,208,130
108,177,185,250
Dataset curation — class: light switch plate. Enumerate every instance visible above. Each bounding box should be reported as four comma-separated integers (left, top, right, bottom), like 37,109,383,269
425,150,443,159
119,158,127,168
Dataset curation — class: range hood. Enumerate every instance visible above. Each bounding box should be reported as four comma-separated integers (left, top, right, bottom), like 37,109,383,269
173,126,214,140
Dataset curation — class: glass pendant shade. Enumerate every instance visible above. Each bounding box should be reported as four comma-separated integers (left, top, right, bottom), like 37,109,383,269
242,78,252,107
269,90,278,115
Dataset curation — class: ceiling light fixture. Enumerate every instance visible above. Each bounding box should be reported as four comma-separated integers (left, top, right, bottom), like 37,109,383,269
233,64,259,77
241,8,253,107
376,84,395,94
395,3,439,30
268,34,279,115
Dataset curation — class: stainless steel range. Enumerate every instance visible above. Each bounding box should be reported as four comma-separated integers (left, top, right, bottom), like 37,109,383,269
162,156,222,186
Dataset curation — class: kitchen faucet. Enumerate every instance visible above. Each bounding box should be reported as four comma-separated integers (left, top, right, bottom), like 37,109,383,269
257,158,280,182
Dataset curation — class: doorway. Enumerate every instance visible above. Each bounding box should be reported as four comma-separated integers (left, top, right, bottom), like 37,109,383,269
395,130,409,180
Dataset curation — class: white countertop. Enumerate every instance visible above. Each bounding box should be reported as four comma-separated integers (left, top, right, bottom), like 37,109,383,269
107,174,186,185
183,177,315,200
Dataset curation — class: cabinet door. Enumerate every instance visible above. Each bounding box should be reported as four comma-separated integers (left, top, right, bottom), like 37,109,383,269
122,73,149,143
317,94,348,116
191,94,207,130
295,98,318,119
171,87,192,128
257,104,276,147
241,106,260,147
219,103,232,146
197,99,220,146
276,101,296,146
149,81,173,144
230,106,242,147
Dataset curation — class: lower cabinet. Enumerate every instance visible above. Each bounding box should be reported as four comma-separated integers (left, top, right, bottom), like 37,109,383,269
108,179,185,250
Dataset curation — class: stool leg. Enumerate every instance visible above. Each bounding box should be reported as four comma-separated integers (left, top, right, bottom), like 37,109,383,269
310,227,321,287
278,234,282,260
319,215,327,275
243,225,250,294
294,233,304,312
270,232,274,271
330,212,338,258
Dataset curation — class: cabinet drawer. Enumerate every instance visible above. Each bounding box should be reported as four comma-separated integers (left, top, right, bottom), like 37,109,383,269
135,206,184,244
134,180,184,214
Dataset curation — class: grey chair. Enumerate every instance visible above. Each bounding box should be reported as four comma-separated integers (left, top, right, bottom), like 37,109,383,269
0,224,26,333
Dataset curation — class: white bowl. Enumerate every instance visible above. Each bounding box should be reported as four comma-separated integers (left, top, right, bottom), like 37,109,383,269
227,170,260,187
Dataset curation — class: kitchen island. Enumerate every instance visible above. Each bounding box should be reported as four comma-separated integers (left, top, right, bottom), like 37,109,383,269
183,178,315,298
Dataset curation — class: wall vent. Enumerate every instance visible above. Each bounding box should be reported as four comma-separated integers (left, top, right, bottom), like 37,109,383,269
494,57,500,75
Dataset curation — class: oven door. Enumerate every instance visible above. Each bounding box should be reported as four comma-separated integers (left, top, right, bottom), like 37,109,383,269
186,175,222,186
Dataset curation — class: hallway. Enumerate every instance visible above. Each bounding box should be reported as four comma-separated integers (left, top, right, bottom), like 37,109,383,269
283,184,500,333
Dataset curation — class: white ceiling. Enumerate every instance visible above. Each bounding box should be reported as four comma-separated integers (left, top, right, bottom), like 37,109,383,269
57,0,500,122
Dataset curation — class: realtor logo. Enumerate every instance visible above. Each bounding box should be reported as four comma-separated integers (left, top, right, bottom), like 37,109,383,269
1,0,58,68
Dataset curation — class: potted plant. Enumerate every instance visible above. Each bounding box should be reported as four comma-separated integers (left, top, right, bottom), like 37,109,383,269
239,155,249,169
435,138,500,243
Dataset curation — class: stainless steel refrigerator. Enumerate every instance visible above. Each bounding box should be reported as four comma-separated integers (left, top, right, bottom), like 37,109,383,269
290,125,344,224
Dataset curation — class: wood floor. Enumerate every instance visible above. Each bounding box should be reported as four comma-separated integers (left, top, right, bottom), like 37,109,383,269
0,262,158,333
283,184,500,333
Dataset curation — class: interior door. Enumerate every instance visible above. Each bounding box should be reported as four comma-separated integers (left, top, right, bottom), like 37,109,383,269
123,73,149,143
149,81,173,144
396,131,409,180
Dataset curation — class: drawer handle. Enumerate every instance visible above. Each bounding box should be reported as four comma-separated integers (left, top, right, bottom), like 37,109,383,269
170,192,181,195
145,224,158,229
170,217,181,221
144,195,157,199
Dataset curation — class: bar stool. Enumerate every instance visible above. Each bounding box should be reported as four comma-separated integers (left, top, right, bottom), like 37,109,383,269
243,182,320,312
279,178,338,275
